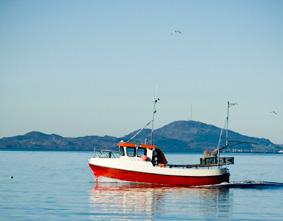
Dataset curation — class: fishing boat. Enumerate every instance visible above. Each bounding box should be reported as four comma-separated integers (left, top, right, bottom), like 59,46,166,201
88,100,234,186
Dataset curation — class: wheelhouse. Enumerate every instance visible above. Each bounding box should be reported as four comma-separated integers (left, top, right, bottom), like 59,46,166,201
117,141,156,159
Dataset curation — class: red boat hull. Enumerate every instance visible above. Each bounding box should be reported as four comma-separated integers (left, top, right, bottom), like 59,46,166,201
89,164,230,186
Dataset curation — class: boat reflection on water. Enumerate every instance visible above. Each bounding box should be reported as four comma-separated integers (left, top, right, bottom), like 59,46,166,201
89,179,233,221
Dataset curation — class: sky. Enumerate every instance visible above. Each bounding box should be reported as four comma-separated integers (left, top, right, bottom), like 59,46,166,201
0,0,282,143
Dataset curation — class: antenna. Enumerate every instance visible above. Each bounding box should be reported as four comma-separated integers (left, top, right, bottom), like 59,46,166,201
150,97,160,144
187,104,193,121
127,87,160,144
190,104,193,121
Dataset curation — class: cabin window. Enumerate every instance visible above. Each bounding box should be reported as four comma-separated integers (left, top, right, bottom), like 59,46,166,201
137,147,147,157
126,147,136,157
120,147,125,156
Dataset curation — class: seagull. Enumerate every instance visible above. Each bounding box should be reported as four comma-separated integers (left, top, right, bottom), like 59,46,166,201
271,111,278,115
170,30,182,35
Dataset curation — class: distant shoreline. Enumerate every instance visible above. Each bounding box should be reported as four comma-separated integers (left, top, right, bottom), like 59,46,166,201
0,121,281,153
1,148,282,154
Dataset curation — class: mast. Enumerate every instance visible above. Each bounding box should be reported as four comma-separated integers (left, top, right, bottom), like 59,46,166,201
226,101,237,146
150,98,160,144
218,101,237,166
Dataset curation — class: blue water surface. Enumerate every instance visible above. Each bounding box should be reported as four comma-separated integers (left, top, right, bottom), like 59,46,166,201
0,151,283,221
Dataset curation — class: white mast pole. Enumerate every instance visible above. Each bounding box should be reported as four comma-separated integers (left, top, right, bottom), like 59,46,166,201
151,98,159,144
218,101,237,166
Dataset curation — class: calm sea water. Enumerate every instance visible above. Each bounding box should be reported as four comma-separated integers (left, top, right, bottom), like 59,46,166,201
0,151,283,221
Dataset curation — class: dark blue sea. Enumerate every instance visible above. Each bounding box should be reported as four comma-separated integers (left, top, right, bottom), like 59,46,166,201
1,151,283,221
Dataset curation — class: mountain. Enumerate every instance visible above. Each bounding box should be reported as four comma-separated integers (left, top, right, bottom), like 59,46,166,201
0,121,280,153
0,131,118,151
121,121,279,153
156,121,275,152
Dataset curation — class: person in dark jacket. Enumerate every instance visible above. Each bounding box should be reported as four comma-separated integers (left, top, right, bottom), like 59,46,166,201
152,148,168,167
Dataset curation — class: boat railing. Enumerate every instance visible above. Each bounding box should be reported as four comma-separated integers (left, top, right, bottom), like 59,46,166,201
93,150,120,159
167,163,226,169
200,156,234,166
167,156,234,169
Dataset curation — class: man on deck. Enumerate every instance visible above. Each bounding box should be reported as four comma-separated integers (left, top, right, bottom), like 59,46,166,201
152,148,168,167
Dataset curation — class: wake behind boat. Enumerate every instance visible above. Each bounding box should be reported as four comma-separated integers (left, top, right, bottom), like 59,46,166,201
194,180,283,189
88,99,235,186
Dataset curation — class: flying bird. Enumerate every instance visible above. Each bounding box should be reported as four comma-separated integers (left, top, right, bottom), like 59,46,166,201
170,30,182,35
271,111,278,115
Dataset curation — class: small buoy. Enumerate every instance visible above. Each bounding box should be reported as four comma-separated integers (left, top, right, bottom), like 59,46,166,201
10,176,13,179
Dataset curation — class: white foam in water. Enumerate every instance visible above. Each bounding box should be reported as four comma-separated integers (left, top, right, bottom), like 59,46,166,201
195,180,283,188
95,176,130,183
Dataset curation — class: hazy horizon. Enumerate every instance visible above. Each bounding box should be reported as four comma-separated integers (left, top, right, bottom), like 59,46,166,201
1,1,282,143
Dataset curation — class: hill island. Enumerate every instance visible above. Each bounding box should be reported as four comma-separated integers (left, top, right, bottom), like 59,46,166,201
0,121,281,153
